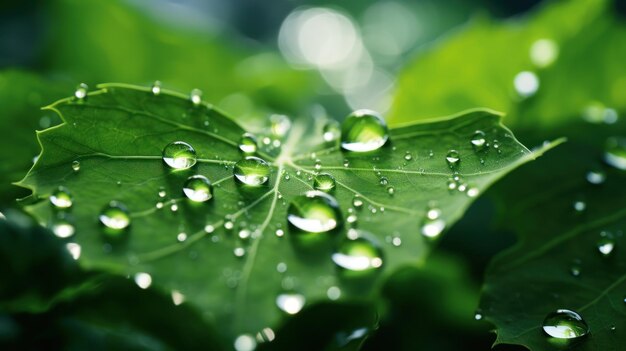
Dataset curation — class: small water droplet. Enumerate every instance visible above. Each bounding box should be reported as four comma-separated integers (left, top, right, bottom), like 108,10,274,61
74,83,88,100
466,187,479,198
573,201,586,212
190,89,202,106
183,175,213,202
471,130,487,150
276,293,305,314
332,230,383,273
379,176,388,186
270,114,291,137
239,133,258,154
162,141,197,170
597,232,615,257
604,137,626,170
275,229,284,237
514,71,539,98
234,247,246,257
421,218,446,239
343,159,350,167
72,160,81,172
340,109,389,152
234,156,270,186
52,219,75,238
99,201,131,234
50,187,73,209
323,120,341,142
287,191,342,234
446,150,460,167
404,151,412,161
387,186,395,195
586,169,606,185
530,38,559,68
151,81,162,95
570,262,581,277
224,221,234,230
314,173,336,192
314,159,322,170
65,243,81,260
234,334,257,351
542,309,589,340
171,290,185,305
134,272,152,289
352,196,363,208
177,232,188,242
474,311,483,321
327,286,341,300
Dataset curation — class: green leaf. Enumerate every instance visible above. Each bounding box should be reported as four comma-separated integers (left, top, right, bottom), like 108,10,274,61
479,119,626,350
388,0,626,129
19,83,548,342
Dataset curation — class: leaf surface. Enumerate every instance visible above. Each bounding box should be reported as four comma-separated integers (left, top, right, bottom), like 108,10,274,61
19,84,547,342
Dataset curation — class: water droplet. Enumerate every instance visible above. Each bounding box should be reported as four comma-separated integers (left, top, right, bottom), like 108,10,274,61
74,83,88,100
604,137,626,170
421,218,446,239
275,229,284,237
474,311,483,321
573,201,586,212
404,152,412,161
570,262,581,277
204,224,215,233
323,120,340,142
340,109,389,152
183,175,213,202
379,176,388,186
276,293,305,314
234,156,270,186
52,219,75,238
597,233,615,257
327,286,341,300
176,232,188,242
256,328,275,343
542,309,589,340
134,272,152,289
50,187,73,209
343,159,350,167
65,243,81,260
270,114,291,137
471,130,487,150
287,191,342,234
387,186,395,195
99,201,131,233
352,196,363,208
171,290,185,305
586,169,606,185
530,38,559,68
333,230,383,273
190,89,202,106
446,150,460,167
314,173,336,192
224,221,234,230
314,159,322,170
234,247,246,257
162,141,197,170
238,133,258,154
514,71,540,98
151,81,162,95
72,160,81,172
466,187,479,198
234,334,257,351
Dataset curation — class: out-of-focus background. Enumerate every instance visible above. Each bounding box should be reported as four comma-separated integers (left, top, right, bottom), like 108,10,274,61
1,0,625,350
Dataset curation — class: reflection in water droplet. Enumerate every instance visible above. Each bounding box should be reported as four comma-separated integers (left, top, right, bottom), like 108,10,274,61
333,230,383,273
99,201,131,233
340,109,389,152
190,89,202,106
234,156,270,186
162,141,197,170
471,130,486,150
234,334,257,351
238,133,258,154
287,191,342,234
314,173,336,192
52,219,75,238
323,120,341,142
134,272,152,289
542,309,589,340
50,187,73,209
183,175,213,202
604,137,626,170
276,293,305,314
72,160,81,172
151,81,162,95
514,71,539,98
74,83,88,100
446,150,460,167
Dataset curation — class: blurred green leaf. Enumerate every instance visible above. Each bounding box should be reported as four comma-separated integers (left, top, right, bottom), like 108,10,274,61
18,84,544,342
389,0,626,129
479,117,626,350
0,70,70,207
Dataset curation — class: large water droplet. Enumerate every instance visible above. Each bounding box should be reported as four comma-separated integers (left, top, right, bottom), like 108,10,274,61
183,175,213,202
50,187,73,209
332,230,383,273
604,137,626,170
99,201,131,234
234,156,270,186
162,141,197,170
314,173,336,192
74,83,88,100
287,191,342,234
238,133,258,154
340,109,389,152
542,309,589,340
323,120,341,142
471,130,487,150
276,293,305,314
446,150,460,167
